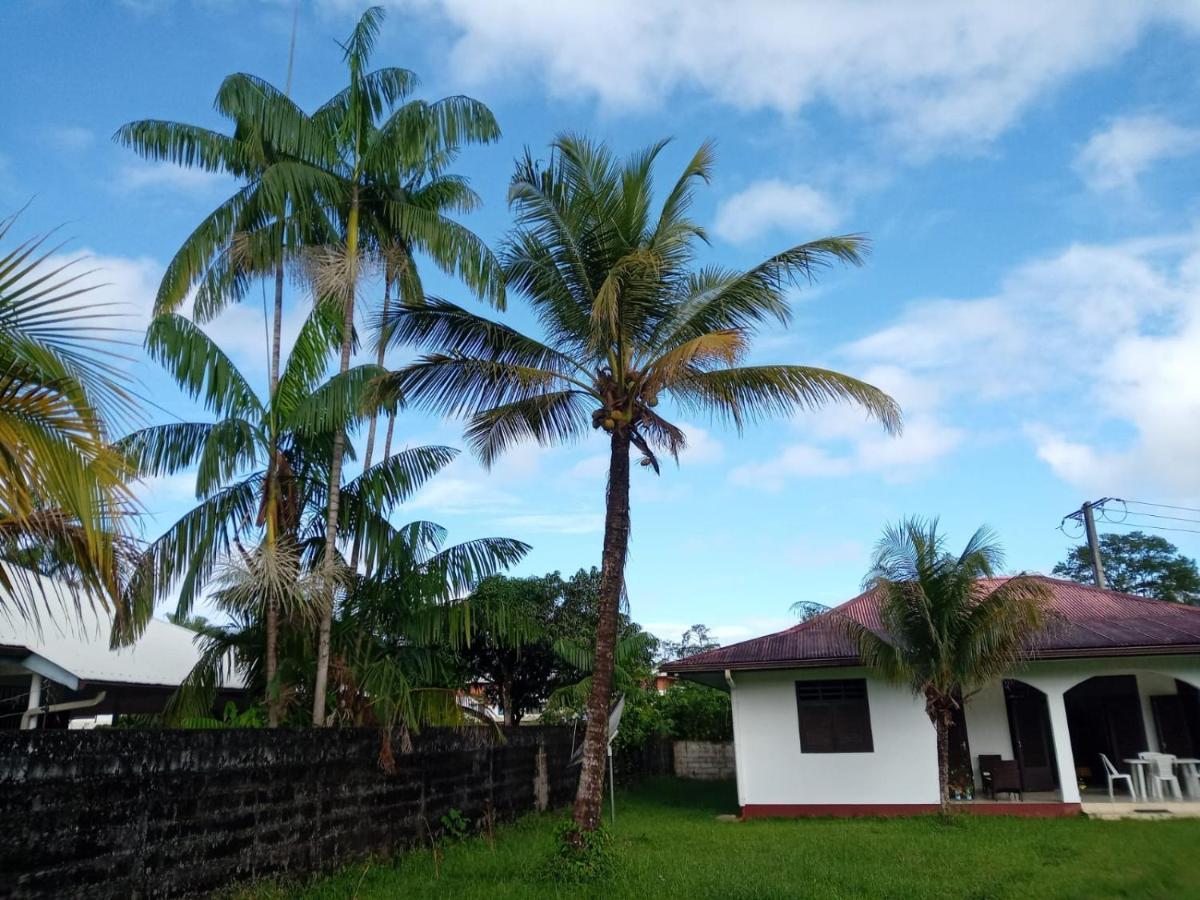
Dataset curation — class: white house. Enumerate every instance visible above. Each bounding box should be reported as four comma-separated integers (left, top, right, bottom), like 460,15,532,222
662,577,1200,817
0,586,244,729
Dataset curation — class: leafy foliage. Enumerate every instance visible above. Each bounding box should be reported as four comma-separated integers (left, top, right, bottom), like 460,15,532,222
841,517,1052,811
459,568,657,725
543,818,616,884
1053,530,1200,604
0,211,139,630
657,681,732,743
656,624,719,665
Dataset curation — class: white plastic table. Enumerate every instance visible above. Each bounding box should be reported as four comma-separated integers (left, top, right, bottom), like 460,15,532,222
1124,758,1153,800
1174,758,1200,797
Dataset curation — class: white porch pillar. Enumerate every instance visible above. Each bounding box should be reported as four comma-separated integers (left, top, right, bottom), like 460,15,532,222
21,673,42,731
1044,689,1080,804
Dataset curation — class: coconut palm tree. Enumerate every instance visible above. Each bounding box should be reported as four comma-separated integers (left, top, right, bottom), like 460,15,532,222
120,305,455,722
0,211,138,627
842,518,1053,814
381,135,902,833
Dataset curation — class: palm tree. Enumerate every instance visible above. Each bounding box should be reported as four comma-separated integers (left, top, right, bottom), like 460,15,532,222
230,6,506,725
842,518,1053,814
120,305,454,723
165,471,530,748
117,68,332,708
382,135,902,833
0,211,138,627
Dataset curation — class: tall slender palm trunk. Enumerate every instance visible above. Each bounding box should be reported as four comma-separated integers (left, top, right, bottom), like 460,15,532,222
382,411,395,460
348,275,390,572
571,429,631,832
265,260,285,728
312,199,360,726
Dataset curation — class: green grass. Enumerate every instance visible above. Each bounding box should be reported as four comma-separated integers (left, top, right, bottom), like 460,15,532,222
244,778,1200,899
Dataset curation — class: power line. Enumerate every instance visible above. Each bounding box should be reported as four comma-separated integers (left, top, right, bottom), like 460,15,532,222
1104,520,1200,537
1123,498,1200,515
1115,509,1200,526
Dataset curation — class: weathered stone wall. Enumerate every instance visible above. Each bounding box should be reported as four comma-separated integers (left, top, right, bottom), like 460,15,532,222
673,739,736,780
0,727,578,899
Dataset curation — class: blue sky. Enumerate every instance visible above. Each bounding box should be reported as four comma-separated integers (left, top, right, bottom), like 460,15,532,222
3,1,1200,643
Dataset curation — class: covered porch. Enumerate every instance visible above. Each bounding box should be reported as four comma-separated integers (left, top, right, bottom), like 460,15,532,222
952,656,1200,814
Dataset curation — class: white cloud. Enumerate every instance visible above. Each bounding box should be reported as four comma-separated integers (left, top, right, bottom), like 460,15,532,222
406,475,518,515
565,454,608,481
347,1,1200,153
731,415,960,490
44,125,94,152
731,444,852,489
678,424,724,465
118,161,233,195
1027,302,1200,495
1075,114,1200,192
846,232,1200,496
493,512,603,534
713,180,841,244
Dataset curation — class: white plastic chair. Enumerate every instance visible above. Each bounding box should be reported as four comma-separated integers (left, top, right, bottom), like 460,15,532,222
1099,753,1135,802
1149,754,1183,801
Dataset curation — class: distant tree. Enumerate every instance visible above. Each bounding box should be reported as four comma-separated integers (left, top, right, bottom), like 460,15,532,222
460,568,655,725
658,680,732,742
459,574,564,725
790,600,831,622
657,624,720,664
1053,531,1200,604
165,612,211,633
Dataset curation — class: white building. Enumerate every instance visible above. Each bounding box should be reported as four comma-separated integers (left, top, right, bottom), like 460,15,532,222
663,577,1200,816
0,589,244,729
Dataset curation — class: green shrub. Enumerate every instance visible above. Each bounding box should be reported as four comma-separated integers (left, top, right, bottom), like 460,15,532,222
543,818,616,883
659,681,732,742
611,686,667,751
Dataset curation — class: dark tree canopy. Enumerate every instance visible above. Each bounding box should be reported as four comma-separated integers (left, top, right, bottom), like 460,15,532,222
1053,531,1200,604
460,568,653,724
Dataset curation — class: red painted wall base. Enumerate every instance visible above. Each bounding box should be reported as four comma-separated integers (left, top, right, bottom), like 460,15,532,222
740,802,1083,819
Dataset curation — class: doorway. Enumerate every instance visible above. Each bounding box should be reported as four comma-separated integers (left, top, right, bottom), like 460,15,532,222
1064,675,1148,786
1004,680,1058,791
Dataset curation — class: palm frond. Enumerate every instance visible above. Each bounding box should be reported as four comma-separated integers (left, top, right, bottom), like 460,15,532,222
145,314,262,419
673,364,902,433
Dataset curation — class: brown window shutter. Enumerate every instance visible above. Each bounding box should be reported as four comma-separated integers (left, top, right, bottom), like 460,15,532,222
796,679,873,754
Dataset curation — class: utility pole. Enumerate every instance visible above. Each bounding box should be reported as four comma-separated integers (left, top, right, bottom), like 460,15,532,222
1062,498,1113,589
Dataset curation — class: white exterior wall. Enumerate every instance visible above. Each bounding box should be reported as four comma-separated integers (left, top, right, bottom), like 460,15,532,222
728,655,1200,809
729,667,940,807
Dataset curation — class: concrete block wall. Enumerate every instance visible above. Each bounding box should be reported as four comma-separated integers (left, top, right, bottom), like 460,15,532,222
0,727,577,899
673,740,736,780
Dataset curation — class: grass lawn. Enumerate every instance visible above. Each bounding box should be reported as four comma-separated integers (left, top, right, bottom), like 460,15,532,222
244,778,1200,899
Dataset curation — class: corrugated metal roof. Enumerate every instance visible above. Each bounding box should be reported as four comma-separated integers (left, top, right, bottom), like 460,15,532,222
662,576,1200,673
0,580,244,690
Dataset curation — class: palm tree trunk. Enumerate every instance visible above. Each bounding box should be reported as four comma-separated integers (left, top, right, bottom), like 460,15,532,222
571,428,631,833
264,259,285,728
348,275,390,572
927,690,951,814
312,199,360,726
271,262,284,393
382,411,395,460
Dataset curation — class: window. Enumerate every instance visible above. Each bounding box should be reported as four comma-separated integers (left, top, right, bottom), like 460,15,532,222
795,679,874,753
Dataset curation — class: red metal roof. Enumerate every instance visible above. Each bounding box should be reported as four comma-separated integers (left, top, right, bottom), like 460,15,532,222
661,576,1200,673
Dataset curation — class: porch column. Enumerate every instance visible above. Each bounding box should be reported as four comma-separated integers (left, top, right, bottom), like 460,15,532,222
21,673,42,731
1044,689,1080,804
